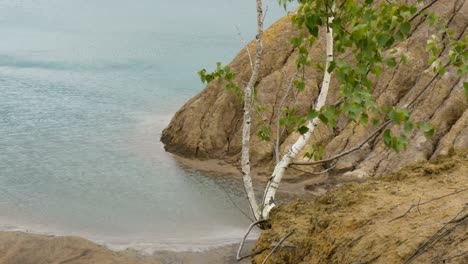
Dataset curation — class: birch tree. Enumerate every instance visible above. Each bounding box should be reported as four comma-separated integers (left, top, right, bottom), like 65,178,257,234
199,0,466,224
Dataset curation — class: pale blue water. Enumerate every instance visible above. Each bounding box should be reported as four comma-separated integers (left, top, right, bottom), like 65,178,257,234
0,0,292,252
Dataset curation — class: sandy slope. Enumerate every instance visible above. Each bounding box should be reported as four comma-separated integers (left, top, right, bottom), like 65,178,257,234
253,150,468,263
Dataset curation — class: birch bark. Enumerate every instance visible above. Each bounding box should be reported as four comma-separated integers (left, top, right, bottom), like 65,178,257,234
261,5,335,219
241,0,264,220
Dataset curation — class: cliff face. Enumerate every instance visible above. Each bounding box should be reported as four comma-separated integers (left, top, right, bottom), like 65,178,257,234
162,0,467,179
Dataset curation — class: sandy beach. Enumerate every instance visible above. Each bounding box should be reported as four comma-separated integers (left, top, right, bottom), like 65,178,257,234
0,231,255,264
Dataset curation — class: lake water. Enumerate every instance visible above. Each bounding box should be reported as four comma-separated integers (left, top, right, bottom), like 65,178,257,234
0,0,292,252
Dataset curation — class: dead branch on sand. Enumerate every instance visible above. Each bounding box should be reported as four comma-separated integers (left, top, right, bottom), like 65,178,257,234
390,187,468,222
404,205,468,264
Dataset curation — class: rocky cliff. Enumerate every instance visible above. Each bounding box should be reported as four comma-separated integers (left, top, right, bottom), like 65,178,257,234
162,0,467,182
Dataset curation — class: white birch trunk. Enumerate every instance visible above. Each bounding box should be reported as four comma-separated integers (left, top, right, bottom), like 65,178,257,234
261,7,335,219
241,0,263,220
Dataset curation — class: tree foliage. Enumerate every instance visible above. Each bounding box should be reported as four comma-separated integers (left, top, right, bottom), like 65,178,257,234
198,0,467,219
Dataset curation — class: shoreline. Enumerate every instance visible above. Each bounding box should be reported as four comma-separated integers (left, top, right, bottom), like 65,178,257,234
0,230,256,264
0,222,257,254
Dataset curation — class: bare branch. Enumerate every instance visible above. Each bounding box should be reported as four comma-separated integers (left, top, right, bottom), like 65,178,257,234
442,250,468,262
275,72,297,164
262,230,295,264
290,162,336,175
292,120,392,166
237,243,296,261
390,187,468,222
235,25,254,72
218,182,254,222
404,205,468,264
236,219,267,261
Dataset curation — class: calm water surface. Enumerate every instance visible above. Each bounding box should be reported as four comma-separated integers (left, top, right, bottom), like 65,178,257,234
0,0,292,252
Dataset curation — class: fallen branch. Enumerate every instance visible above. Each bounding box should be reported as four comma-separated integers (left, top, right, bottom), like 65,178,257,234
292,120,391,166
262,230,295,264
237,219,267,261
404,205,467,264
442,250,468,262
237,243,296,261
390,187,468,222
448,212,468,224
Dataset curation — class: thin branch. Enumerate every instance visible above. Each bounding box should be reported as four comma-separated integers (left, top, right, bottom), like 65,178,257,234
262,5,269,24
292,120,392,166
390,187,468,222
262,230,295,264
218,182,254,222
409,0,441,23
290,162,336,175
237,219,267,261
275,72,297,164
235,25,254,71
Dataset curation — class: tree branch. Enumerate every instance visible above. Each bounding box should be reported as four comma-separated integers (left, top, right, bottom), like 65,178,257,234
409,0,441,23
275,72,297,164
292,120,391,166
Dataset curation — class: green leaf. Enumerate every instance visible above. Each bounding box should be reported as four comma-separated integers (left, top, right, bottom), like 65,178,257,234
383,129,392,147
464,82,468,96
294,79,306,91
298,126,309,135
327,61,336,73
319,113,328,124
385,58,397,68
419,123,435,138
314,145,325,161
372,118,380,127
307,109,319,120
361,113,369,125
403,121,413,132
400,22,411,35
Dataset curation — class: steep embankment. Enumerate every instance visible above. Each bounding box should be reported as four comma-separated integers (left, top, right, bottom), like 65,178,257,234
162,0,467,182
252,150,468,264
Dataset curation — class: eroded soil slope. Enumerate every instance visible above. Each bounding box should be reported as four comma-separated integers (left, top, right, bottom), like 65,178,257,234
253,150,468,264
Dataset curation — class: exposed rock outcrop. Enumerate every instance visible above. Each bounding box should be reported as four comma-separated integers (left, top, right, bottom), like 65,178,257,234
162,0,467,180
